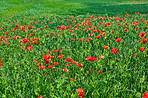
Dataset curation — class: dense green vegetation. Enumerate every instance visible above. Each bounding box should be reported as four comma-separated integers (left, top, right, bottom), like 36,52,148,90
1,0,148,19
0,0,148,98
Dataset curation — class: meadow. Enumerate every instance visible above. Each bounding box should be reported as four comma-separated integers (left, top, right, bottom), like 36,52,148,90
0,0,148,98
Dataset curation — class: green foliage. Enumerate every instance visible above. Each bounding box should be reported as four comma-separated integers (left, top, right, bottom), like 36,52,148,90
0,0,148,19
0,0,148,98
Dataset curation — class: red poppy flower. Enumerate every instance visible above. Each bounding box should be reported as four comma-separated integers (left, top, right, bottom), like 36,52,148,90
23,46,27,50
142,38,147,44
28,26,31,30
89,33,93,36
71,78,76,81
14,37,16,40
57,56,63,59
78,92,84,98
84,39,89,42
71,38,75,41
15,24,18,27
48,51,51,54
133,54,136,57
140,48,146,52
112,48,118,54
0,59,2,62
123,23,128,26
0,63,2,66
63,68,68,72
33,41,38,45
88,37,93,40
38,95,43,98
58,54,64,59
102,33,106,36
111,31,114,33
72,61,77,64
104,24,107,27
88,71,92,74
65,58,73,62
58,35,61,37
45,59,51,64
93,30,97,32
140,31,146,38
124,28,128,32
117,23,121,25
34,60,38,63
116,38,122,42
39,65,45,69
86,56,98,61
32,38,35,41
99,56,104,59
79,38,83,41
104,46,109,49
58,49,63,52
0,41,2,44
135,28,139,31
97,29,101,32
77,63,83,67
70,30,73,32
54,62,59,65
146,20,148,25
6,36,9,39
107,22,111,26
72,33,75,36
99,71,103,74
84,29,87,32
42,27,45,30
48,65,54,69
53,50,58,52
36,38,40,40
23,38,29,43
50,56,54,59
76,88,84,93
42,55,50,59
30,33,34,36
143,91,148,98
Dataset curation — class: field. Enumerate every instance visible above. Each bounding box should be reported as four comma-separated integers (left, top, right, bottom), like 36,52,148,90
0,0,148,98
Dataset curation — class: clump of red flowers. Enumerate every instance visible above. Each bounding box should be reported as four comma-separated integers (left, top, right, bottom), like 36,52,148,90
65,58,73,62
143,91,148,98
104,46,109,49
77,63,83,68
86,56,98,61
0,59,2,67
71,78,76,81
76,88,84,98
38,95,43,98
142,38,147,44
140,31,146,38
124,28,128,32
99,71,103,74
116,38,122,42
112,48,118,54
140,48,146,52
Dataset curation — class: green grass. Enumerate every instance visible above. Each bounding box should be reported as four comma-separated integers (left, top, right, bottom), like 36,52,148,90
1,0,148,19
0,0,148,98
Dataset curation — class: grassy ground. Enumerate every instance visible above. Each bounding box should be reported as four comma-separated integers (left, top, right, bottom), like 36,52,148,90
1,0,148,19
0,0,148,98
